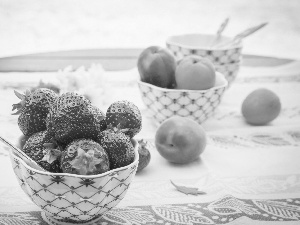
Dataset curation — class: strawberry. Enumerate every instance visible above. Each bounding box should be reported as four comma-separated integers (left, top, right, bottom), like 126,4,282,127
31,80,60,94
137,139,151,172
17,135,30,149
22,130,63,173
12,88,58,136
106,100,142,138
97,125,135,170
60,139,110,175
47,92,106,145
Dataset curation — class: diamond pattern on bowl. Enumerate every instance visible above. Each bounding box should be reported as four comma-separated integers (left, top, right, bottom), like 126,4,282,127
9,142,139,224
166,43,242,65
215,62,240,87
212,50,225,58
137,73,227,124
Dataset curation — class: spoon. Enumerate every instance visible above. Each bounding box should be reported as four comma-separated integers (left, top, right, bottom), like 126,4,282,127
212,22,268,48
210,17,230,47
0,135,46,172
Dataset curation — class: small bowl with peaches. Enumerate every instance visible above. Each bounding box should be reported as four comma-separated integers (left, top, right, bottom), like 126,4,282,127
137,46,228,125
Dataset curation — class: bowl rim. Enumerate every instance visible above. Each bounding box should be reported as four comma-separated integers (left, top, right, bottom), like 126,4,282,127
9,138,139,179
137,71,228,92
166,33,243,50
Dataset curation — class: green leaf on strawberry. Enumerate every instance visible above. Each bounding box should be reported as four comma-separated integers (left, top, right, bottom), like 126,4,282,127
60,139,110,175
42,143,63,164
69,148,102,175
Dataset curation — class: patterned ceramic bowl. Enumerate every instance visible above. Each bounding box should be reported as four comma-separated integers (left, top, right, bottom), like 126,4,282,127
137,72,228,125
166,33,243,65
9,139,139,225
214,61,241,87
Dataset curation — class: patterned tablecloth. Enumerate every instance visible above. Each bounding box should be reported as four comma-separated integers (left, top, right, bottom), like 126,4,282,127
0,59,300,225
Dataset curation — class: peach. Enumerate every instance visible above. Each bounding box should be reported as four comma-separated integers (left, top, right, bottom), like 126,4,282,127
155,116,207,164
175,55,216,90
242,88,281,125
137,46,176,88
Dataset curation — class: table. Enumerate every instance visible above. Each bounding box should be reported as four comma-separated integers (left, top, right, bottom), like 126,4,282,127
0,52,300,224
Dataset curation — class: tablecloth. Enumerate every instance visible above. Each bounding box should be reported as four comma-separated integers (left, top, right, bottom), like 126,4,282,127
0,60,300,224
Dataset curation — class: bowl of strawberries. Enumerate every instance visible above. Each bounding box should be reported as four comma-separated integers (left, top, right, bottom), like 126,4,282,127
9,88,142,224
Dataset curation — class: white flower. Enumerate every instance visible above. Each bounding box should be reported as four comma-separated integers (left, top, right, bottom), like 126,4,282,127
48,63,109,106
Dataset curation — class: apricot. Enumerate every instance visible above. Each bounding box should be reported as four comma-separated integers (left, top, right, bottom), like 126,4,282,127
155,116,207,164
175,55,216,90
241,88,281,125
137,46,176,88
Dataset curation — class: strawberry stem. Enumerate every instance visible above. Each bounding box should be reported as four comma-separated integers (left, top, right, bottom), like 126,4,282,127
70,148,101,175
41,142,62,164
12,90,29,115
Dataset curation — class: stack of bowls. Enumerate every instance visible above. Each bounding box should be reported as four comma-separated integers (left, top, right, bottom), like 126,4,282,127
166,33,243,87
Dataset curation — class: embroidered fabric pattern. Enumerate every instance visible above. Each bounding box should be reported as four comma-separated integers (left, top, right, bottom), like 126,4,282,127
0,195,299,225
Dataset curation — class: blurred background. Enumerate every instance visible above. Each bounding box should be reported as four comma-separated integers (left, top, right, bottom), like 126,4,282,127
0,0,300,60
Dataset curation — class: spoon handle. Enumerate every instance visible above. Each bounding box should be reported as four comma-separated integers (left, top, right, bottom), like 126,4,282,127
216,17,230,37
213,22,268,48
232,22,268,42
0,135,45,171
210,17,230,47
